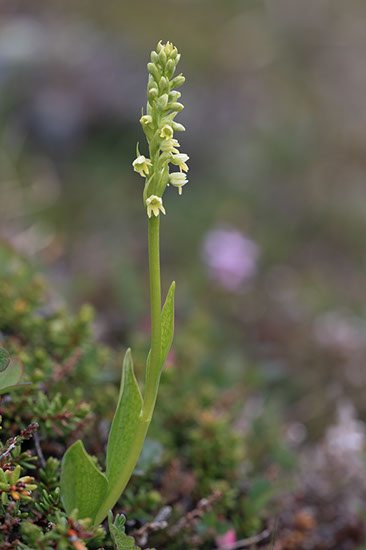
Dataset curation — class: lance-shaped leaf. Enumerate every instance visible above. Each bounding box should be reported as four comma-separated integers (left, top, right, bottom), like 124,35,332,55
61,440,108,521
145,281,175,400
93,349,145,524
108,512,156,550
106,349,143,483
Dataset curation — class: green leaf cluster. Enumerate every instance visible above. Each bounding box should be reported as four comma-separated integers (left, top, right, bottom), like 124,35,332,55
61,282,175,525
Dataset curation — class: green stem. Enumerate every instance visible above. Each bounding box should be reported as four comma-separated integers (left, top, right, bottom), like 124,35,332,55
142,214,161,419
94,215,162,525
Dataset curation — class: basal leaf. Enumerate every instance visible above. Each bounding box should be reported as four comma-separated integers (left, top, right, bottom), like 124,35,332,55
92,349,145,523
61,440,108,521
106,349,143,485
108,511,156,550
95,285,175,523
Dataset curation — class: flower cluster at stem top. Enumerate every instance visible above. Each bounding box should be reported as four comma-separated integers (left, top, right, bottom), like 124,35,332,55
132,41,189,218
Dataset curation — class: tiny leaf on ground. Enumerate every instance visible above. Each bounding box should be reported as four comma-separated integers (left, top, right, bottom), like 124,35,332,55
109,511,156,550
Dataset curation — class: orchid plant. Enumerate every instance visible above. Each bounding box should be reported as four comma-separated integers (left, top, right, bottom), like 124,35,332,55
60,41,188,526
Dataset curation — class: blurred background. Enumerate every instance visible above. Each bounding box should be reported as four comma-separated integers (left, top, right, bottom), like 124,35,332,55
1,0,366,498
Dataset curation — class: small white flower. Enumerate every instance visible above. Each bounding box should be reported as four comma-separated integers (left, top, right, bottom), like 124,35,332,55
171,153,189,172
140,115,153,126
132,155,152,177
146,195,166,218
169,172,188,195
160,124,174,139
161,138,180,154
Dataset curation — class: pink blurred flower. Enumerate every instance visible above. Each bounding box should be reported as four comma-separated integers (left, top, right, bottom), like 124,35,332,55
202,228,259,291
216,528,237,549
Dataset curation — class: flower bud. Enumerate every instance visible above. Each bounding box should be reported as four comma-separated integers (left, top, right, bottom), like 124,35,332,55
151,51,159,64
156,94,169,110
166,59,175,79
171,75,185,88
147,62,160,82
170,47,178,59
156,40,163,54
159,76,169,93
166,42,174,55
169,91,181,102
171,122,186,132
169,102,184,112
148,76,157,90
159,49,167,67
147,88,158,102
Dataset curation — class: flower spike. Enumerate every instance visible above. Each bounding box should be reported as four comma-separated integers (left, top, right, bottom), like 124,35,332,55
132,41,190,214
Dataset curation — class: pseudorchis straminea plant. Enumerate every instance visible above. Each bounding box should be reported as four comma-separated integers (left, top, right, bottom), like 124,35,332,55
60,41,188,526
